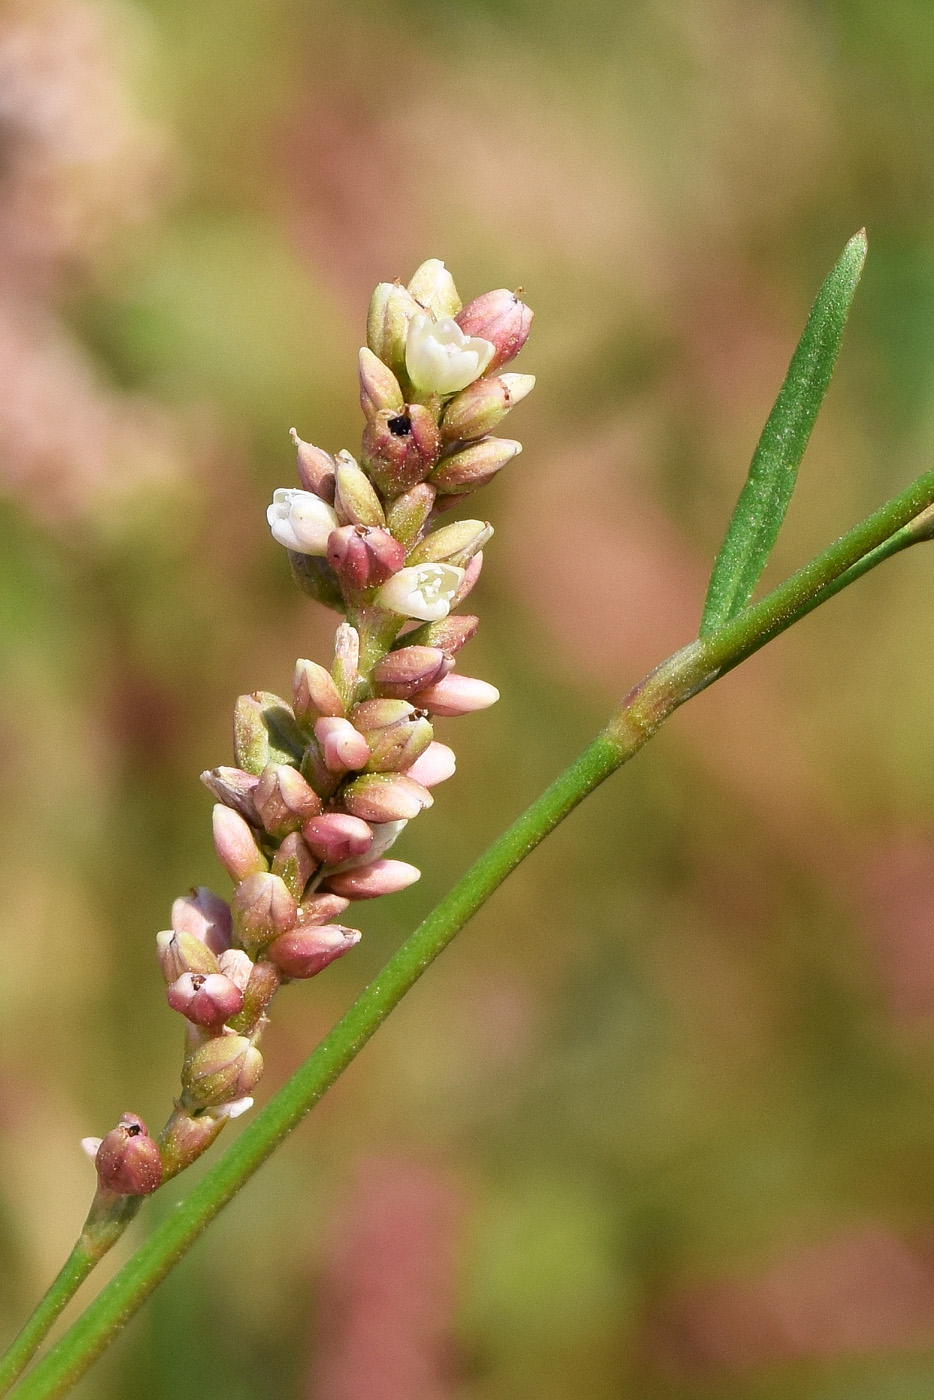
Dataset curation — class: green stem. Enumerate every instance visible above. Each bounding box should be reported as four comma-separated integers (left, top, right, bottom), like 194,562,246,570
9,462,934,1400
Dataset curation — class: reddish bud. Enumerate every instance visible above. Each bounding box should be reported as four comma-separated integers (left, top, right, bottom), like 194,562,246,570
199,767,260,823
314,716,370,773
455,289,533,371
405,741,456,787
253,763,321,838
359,346,404,418
342,772,433,823
267,923,362,979
411,673,500,716
182,1035,264,1108
156,929,220,983
171,887,233,956
301,812,373,865
402,613,480,658
293,658,345,725
351,698,434,772
326,524,406,592
300,892,352,924
212,805,268,883
324,859,421,899
371,646,450,699
166,971,244,1028
290,428,336,502
95,1114,163,1196
231,872,298,953
430,437,521,496
441,373,534,442
453,552,483,605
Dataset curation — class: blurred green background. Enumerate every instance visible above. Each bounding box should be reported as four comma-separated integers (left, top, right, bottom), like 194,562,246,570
6,1,934,1396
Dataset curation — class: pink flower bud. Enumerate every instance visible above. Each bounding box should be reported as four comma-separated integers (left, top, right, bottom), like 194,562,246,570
182,1035,264,1108
361,404,441,496
314,716,370,773
326,524,406,592
213,804,268,883
385,481,436,548
371,646,450,699
293,658,345,725
324,859,421,899
359,346,405,418
455,289,533,371
404,741,456,787
253,763,322,838
94,1114,163,1196
300,892,352,924
430,437,522,496
334,453,386,528
342,772,433,823
267,923,362,979
290,428,336,502
166,971,245,1028
411,673,500,716
404,613,479,658
171,887,233,956
271,831,318,900
301,812,374,865
453,552,483,606
156,929,221,983
231,872,298,953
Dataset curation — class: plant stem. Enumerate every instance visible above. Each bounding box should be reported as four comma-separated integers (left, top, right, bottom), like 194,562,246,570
9,462,934,1400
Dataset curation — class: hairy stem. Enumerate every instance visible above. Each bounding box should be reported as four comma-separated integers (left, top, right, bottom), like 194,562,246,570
8,462,934,1400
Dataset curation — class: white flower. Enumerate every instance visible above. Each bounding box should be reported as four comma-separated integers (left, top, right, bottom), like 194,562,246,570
266,488,339,555
375,562,465,622
405,314,495,396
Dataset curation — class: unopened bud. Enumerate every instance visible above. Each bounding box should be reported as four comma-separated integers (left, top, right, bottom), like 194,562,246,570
441,373,535,443
167,971,244,1028
182,1035,264,1108
405,741,457,787
300,892,352,924
212,805,268,882
253,763,321,838
454,552,483,606
288,551,344,611
385,482,436,547
334,452,386,528
408,519,492,567
157,929,220,983
362,405,441,496
456,289,533,371
327,524,406,591
200,766,260,823
358,347,404,418
351,698,434,772
371,645,450,699
314,716,370,773
302,812,373,865
271,831,317,899
299,735,339,800
342,772,433,822
231,871,298,953
293,658,345,726
324,858,421,899
233,692,305,775
267,923,362,979
232,958,282,1033
366,281,421,385
95,1114,162,1196
171,887,233,956
331,623,360,711
407,259,462,318
159,1107,226,1179
402,613,480,657
290,429,336,502
412,673,500,716
431,438,521,495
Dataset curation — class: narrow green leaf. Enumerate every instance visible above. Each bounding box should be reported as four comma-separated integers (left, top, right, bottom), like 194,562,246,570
699,230,867,635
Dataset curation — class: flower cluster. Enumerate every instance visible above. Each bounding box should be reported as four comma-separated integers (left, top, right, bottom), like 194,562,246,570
84,259,533,1196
